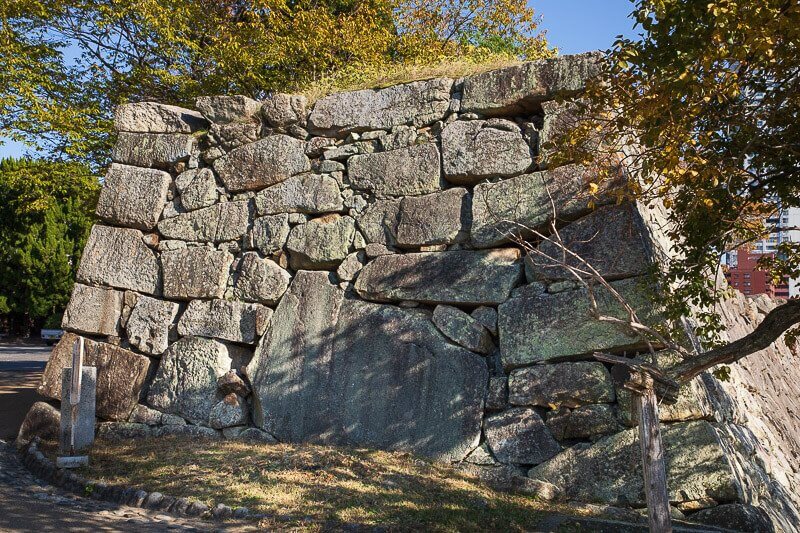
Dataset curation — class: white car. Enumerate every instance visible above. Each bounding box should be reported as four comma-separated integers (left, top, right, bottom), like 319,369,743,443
41,329,64,346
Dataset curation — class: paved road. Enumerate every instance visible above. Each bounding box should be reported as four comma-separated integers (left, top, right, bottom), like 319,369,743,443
0,343,52,440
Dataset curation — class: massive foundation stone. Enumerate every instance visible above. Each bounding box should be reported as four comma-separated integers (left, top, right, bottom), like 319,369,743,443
246,271,487,461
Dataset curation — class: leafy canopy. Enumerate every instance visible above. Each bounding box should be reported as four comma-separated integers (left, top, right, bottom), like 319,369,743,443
559,0,800,342
0,158,99,330
0,0,552,165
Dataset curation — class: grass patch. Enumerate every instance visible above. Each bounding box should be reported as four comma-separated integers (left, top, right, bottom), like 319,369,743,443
299,56,524,104
49,436,595,531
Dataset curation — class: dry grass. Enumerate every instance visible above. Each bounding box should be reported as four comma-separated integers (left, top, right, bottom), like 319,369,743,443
299,57,524,104
48,436,591,531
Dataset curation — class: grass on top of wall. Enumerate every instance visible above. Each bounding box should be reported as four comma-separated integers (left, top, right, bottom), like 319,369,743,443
299,56,524,104
40,435,611,531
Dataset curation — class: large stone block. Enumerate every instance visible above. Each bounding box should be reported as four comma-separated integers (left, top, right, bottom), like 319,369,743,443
528,420,739,508
355,249,523,305
233,252,291,305
395,188,470,247
161,246,233,300
525,204,652,282
441,120,533,184
246,214,290,255
431,305,494,354
347,143,442,197
307,78,453,135
62,283,124,336
261,93,307,128
471,164,600,248
195,95,261,124
96,164,171,230
246,271,487,461
39,332,152,420
125,295,179,356
508,362,615,408
484,408,561,465
157,200,250,243
175,168,218,211
253,173,342,215
213,135,310,192
112,132,196,169
461,52,601,116
498,277,661,368
546,404,623,441
285,214,355,270
114,102,206,133
354,198,400,245
177,299,271,344
76,225,160,295
147,336,233,425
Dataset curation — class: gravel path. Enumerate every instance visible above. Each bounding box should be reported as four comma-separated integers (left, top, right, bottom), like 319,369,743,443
0,441,218,532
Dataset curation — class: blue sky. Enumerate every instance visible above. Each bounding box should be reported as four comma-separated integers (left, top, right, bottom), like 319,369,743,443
0,0,637,160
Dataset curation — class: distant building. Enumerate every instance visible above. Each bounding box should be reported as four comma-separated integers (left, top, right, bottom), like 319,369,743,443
724,206,799,298
725,247,789,298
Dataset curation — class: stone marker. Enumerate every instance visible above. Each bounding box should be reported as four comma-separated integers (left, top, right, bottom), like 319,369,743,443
355,249,523,305
59,367,97,456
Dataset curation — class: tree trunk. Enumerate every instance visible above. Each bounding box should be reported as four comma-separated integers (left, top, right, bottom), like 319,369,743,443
635,386,672,533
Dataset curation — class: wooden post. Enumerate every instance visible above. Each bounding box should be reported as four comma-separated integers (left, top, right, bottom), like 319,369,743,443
594,353,675,533
634,375,672,533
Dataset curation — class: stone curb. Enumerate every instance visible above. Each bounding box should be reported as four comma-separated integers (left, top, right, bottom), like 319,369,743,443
20,437,251,521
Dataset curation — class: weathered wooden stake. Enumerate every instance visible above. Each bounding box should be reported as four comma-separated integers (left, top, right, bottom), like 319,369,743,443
633,377,673,533
595,352,676,533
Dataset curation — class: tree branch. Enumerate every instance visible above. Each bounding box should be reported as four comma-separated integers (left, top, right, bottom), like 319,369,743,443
670,298,800,383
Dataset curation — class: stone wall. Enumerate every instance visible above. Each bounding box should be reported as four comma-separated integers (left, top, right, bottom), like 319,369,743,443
38,52,798,529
